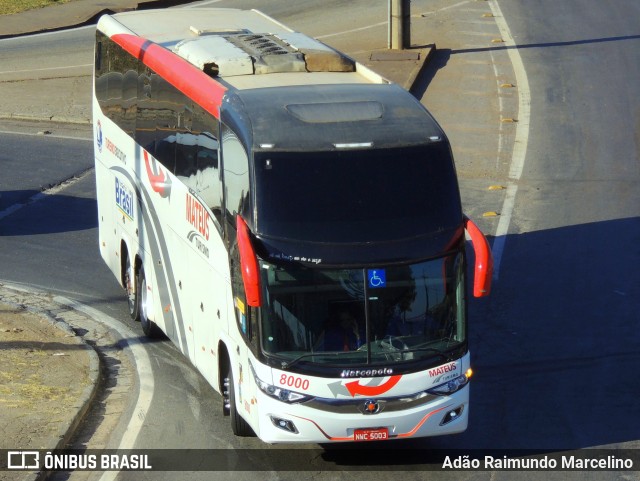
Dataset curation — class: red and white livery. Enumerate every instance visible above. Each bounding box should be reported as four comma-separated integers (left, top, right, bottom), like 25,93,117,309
93,8,493,443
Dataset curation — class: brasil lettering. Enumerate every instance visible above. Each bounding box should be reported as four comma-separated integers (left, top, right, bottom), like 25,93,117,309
186,193,210,241
115,177,134,220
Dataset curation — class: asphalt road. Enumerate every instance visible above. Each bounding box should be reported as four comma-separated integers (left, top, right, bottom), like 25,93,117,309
471,0,640,450
0,0,639,479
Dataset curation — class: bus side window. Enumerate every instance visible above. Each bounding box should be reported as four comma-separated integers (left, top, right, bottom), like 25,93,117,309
136,67,158,158
221,125,250,230
121,68,137,137
136,69,194,172
94,34,106,103
185,105,222,224
174,134,197,178
94,33,138,136
174,107,197,180
154,135,176,171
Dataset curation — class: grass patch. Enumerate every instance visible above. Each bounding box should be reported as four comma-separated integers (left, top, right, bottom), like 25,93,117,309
0,0,76,16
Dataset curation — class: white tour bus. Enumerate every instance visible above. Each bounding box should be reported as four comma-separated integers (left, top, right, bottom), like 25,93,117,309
93,8,493,443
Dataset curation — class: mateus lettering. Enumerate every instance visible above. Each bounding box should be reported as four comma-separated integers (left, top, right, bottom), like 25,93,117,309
428,363,457,377
186,193,210,241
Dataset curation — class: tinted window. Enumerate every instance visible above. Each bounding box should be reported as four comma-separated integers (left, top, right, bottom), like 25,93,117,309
254,144,461,242
94,31,138,135
260,254,466,366
222,126,250,220
94,32,222,218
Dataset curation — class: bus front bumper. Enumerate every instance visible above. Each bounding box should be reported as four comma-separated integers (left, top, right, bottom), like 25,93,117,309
254,386,469,444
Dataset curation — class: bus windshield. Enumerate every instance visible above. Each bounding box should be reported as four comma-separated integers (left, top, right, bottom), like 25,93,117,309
259,254,466,367
254,144,461,243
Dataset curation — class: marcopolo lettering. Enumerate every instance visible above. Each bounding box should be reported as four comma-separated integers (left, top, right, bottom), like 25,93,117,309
341,368,393,378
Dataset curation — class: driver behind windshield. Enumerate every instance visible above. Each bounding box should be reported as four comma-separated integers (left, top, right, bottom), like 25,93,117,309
315,310,364,351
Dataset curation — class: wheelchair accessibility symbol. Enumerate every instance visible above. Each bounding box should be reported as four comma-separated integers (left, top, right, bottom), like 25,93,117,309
367,269,386,288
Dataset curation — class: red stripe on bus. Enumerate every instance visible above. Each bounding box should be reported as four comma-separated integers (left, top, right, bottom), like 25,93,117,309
395,404,452,438
111,33,227,119
291,404,453,442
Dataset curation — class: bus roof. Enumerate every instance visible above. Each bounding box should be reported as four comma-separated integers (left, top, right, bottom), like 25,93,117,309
229,84,446,151
98,8,379,90
99,8,447,150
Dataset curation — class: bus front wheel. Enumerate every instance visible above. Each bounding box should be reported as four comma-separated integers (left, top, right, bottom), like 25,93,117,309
224,365,253,437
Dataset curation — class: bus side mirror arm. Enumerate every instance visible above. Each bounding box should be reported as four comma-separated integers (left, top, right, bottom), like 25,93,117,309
464,216,493,298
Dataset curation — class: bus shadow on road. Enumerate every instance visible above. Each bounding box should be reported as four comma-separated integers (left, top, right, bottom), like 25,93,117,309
0,190,97,236
431,216,640,451
301,217,639,466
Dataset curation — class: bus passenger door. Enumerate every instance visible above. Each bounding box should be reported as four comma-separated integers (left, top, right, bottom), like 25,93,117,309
191,231,228,389
166,227,195,360
187,127,228,388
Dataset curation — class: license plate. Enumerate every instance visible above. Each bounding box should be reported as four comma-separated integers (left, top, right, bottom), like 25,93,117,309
353,427,389,441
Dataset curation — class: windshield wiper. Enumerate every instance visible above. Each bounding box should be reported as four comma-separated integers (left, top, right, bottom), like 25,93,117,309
279,351,343,369
397,347,455,362
279,344,456,370
377,336,460,362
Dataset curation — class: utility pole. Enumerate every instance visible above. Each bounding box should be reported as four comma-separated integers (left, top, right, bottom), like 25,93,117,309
388,0,411,49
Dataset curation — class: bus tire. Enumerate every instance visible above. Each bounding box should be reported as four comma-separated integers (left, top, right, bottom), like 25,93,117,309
125,254,140,322
137,266,160,338
225,365,254,437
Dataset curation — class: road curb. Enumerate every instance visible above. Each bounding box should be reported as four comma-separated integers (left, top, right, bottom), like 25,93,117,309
407,45,436,94
38,305,101,481
0,113,92,125
0,285,102,480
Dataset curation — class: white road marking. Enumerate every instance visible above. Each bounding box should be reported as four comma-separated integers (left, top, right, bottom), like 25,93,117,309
0,63,92,76
419,1,472,17
316,1,472,40
185,0,226,7
489,48,505,171
0,24,94,41
316,21,387,40
54,296,155,481
488,0,531,280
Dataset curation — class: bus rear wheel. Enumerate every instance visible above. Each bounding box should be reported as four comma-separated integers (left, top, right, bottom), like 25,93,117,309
137,266,160,338
125,254,139,321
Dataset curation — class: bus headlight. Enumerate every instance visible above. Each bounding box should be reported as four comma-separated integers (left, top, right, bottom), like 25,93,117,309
427,372,471,396
250,364,314,404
